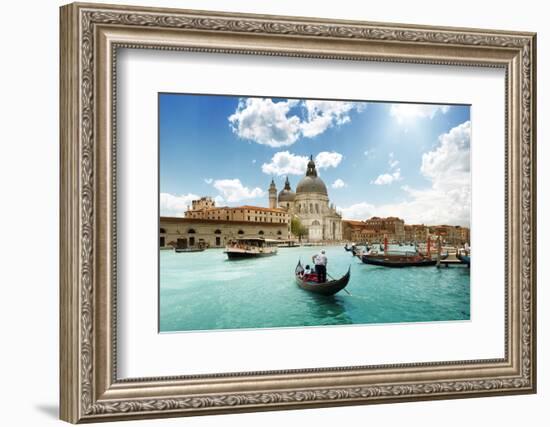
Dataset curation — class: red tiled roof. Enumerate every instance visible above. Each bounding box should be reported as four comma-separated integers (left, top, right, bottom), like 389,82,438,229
160,217,287,227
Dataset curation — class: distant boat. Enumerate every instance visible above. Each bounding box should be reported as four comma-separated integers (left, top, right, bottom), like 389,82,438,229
360,236,437,267
224,237,278,260
174,247,205,253
295,261,351,296
457,252,471,266
360,252,437,267
278,240,300,248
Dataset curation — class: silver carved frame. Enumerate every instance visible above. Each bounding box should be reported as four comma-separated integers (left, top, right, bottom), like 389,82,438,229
59,2,537,423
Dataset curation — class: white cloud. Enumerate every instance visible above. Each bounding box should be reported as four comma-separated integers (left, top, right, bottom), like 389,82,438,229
332,178,346,189
388,152,399,169
371,153,401,185
339,202,376,220
364,150,371,157
372,169,401,185
315,151,343,169
228,98,301,147
261,151,344,176
228,98,364,146
213,179,264,203
160,193,199,217
390,104,450,124
340,120,471,226
261,151,309,176
300,100,363,138
204,178,213,184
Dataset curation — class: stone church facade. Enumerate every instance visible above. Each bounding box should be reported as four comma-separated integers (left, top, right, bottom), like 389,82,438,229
269,156,342,241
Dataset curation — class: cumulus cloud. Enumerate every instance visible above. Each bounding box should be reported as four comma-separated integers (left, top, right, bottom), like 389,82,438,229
300,100,364,138
332,178,346,189
160,193,199,217
371,153,401,185
315,151,343,169
340,120,471,226
390,103,450,124
229,97,364,147
261,151,309,176
213,179,264,203
228,98,301,147
261,151,343,176
204,178,213,184
388,152,399,169
339,202,376,220
372,169,401,185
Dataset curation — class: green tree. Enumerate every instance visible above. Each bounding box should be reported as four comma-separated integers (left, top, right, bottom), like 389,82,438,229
291,216,308,242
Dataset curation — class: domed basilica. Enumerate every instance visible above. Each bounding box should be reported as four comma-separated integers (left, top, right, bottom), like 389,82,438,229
268,156,342,241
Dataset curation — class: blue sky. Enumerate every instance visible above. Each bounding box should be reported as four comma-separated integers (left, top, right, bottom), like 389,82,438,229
159,93,471,226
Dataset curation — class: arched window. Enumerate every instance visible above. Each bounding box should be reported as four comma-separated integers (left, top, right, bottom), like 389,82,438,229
310,203,313,213
159,228,166,234
214,229,221,234
187,229,196,234
259,230,264,235
238,230,244,235
277,230,282,235
315,204,319,213
312,220,321,226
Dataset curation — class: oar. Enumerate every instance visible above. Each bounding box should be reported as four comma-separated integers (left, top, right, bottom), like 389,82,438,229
327,272,353,296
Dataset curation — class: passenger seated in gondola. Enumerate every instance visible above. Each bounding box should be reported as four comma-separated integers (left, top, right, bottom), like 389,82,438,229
302,265,318,282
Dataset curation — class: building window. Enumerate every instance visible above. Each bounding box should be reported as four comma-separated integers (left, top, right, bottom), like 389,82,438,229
188,228,196,234
215,236,221,246
214,229,221,234
238,230,244,235
160,228,166,234
259,230,264,235
189,236,195,246
277,230,282,235
160,236,165,247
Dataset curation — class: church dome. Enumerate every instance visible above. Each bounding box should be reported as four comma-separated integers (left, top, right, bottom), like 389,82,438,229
296,156,328,196
278,176,296,202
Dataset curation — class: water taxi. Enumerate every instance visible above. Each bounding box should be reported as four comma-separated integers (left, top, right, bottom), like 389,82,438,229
224,237,278,260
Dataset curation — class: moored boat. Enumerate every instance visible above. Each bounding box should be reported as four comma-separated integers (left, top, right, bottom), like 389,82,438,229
174,247,205,253
360,236,437,267
295,261,351,296
224,237,278,260
457,252,471,266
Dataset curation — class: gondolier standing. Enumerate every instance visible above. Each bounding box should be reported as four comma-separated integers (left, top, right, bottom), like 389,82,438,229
312,250,328,283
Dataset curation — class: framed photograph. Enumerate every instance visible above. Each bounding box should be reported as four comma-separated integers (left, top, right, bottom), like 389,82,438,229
60,2,537,423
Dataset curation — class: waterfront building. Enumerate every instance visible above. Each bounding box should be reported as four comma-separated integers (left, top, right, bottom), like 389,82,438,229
429,225,470,245
185,199,290,224
342,216,405,242
342,220,379,242
160,217,290,249
269,156,342,241
404,224,429,242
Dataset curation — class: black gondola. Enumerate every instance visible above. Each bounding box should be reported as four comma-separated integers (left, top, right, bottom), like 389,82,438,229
457,253,471,266
295,261,351,296
360,252,437,268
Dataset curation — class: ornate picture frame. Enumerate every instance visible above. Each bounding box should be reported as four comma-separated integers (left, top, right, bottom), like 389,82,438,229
60,2,536,423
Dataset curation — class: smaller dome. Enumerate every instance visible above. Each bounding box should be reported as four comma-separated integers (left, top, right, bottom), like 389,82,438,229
278,176,295,202
278,190,296,202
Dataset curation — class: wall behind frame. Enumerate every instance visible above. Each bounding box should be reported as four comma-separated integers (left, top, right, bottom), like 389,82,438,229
0,0,545,426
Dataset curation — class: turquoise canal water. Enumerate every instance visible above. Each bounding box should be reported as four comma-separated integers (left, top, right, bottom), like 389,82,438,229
159,245,470,332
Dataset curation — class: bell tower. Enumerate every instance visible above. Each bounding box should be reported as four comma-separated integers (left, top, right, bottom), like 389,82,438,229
268,178,277,208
